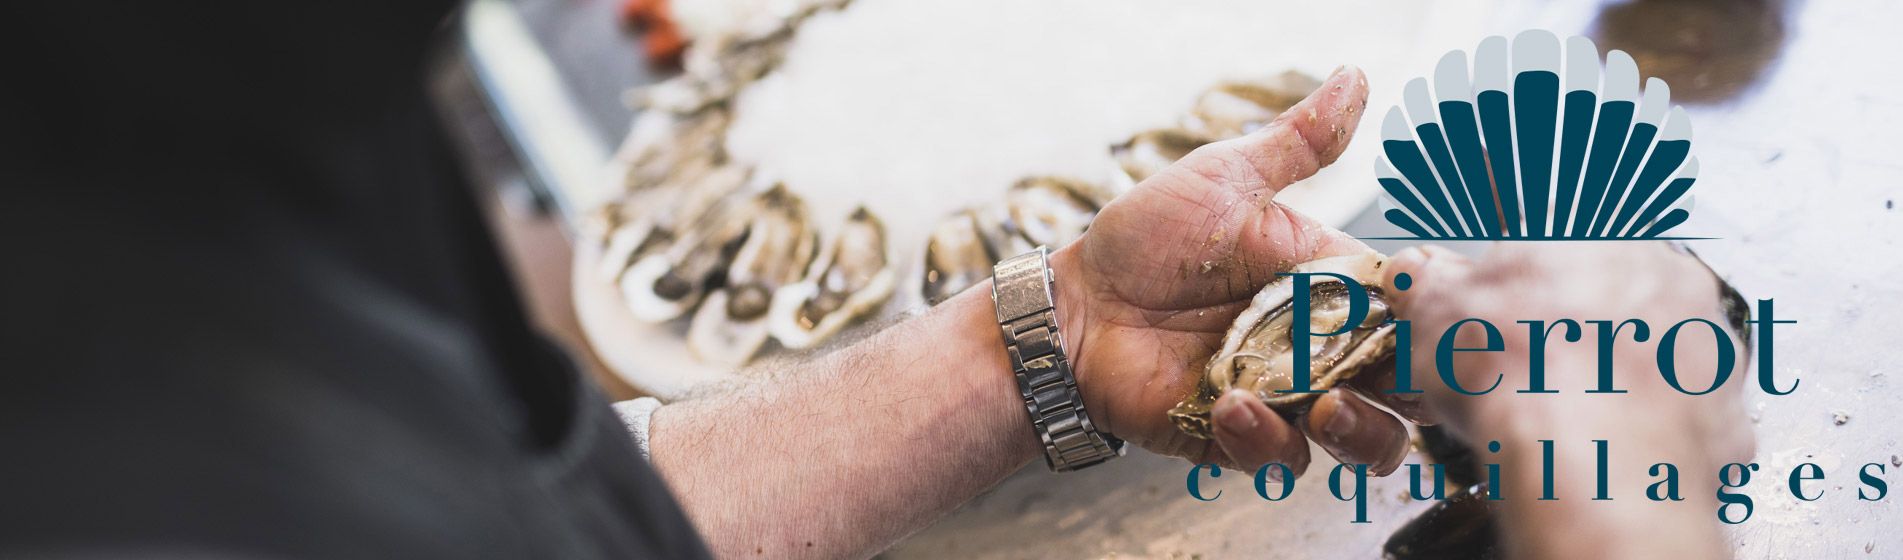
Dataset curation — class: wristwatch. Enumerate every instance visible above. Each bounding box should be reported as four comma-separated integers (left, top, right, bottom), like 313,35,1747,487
992,246,1123,472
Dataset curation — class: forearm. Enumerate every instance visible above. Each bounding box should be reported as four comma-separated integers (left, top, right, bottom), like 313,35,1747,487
647,283,1039,559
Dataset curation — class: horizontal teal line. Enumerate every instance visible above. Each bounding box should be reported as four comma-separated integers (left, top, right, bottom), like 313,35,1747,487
1360,236,1717,241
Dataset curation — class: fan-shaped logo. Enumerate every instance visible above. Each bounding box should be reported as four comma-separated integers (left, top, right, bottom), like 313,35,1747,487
1376,31,1700,240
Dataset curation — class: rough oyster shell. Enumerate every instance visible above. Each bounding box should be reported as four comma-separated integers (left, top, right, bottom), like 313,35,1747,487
921,209,998,304
1006,176,1113,250
920,203,1038,304
1113,127,1216,183
1168,252,1396,439
921,177,1115,304
769,206,897,349
686,185,819,366
621,106,733,194
639,0,850,114
1110,71,1321,185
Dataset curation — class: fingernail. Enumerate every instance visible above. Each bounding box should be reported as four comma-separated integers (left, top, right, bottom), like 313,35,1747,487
1216,389,1260,431
1418,244,1460,261
1386,390,1424,409
1331,64,1364,86
1374,435,1411,477
1320,394,1360,445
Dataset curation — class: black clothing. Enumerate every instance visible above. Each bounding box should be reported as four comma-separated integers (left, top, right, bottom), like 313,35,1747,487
1,3,709,558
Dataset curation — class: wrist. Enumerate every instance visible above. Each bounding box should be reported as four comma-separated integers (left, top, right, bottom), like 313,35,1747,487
988,244,1124,470
1045,244,1114,434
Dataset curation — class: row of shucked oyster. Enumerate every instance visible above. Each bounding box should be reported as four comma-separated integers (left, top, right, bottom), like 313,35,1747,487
588,0,872,367
590,116,900,367
588,0,1330,366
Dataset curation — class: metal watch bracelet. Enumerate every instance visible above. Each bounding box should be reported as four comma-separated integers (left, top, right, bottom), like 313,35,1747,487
992,246,1123,472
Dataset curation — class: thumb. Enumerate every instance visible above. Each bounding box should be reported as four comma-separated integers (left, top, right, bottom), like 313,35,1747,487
1156,65,1370,206
1135,66,1375,305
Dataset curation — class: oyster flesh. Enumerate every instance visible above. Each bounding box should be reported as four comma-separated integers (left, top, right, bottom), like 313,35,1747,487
1168,252,1396,439
687,185,819,365
596,165,750,284
620,184,757,323
769,206,897,349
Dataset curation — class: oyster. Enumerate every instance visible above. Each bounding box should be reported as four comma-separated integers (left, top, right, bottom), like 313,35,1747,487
687,185,819,365
920,177,1115,304
583,197,643,245
650,27,794,114
769,206,897,349
620,185,756,322
597,210,675,283
1005,176,1113,250
597,165,750,285
975,203,1035,259
921,209,997,304
1113,127,1216,183
1168,252,1397,439
1109,71,1321,185
621,105,733,193
921,202,1045,304
1182,70,1321,138
639,0,850,114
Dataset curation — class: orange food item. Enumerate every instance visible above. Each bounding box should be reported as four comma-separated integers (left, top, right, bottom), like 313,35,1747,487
621,0,685,68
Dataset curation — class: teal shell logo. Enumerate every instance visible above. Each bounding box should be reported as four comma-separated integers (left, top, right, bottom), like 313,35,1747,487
1377,31,1698,240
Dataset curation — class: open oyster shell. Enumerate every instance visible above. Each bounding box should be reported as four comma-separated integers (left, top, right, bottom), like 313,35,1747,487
639,0,850,114
620,183,757,322
919,204,1034,304
1113,127,1216,184
769,206,897,349
1111,71,1321,185
687,185,819,366
597,165,750,285
921,209,998,304
1006,176,1112,250
621,105,734,194
922,177,1116,304
1182,70,1321,138
1168,252,1396,439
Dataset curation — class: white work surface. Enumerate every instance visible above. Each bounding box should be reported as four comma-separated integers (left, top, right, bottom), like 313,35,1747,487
468,0,1903,556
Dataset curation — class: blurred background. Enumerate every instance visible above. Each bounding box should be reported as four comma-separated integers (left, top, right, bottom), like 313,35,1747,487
432,0,1900,556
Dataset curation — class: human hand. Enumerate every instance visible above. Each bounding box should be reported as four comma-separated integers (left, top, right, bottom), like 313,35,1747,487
1381,242,1755,466
1050,66,1418,478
